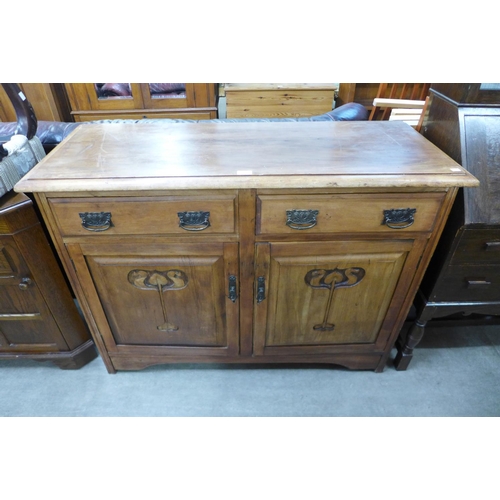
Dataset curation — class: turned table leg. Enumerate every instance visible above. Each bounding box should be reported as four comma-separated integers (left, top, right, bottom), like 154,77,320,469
394,319,427,370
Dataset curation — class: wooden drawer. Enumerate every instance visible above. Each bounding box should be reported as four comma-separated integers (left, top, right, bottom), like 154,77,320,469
256,193,445,235
432,264,500,302
49,195,237,237
449,228,500,266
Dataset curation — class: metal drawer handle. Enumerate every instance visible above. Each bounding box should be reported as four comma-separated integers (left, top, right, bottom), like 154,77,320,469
178,211,210,231
79,212,112,232
466,277,492,288
485,241,500,251
286,209,319,230
383,208,416,229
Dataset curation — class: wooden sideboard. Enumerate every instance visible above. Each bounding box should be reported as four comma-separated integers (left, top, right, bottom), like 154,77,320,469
14,121,478,373
394,83,500,369
0,192,97,368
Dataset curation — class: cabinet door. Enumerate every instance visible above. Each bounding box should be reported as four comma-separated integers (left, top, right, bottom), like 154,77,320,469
0,237,69,352
69,242,239,358
253,239,418,356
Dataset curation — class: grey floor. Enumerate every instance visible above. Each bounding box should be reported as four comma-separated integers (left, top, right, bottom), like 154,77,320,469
1,321,499,417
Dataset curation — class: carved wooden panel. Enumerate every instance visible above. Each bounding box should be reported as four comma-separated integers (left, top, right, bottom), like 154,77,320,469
253,240,413,355
75,242,239,356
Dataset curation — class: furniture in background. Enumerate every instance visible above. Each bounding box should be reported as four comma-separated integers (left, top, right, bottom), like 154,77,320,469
223,83,337,118
64,83,218,121
15,120,477,373
0,192,97,368
336,83,430,125
0,102,370,154
394,83,500,370
0,83,97,369
0,84,72,123
336,83,381,111
368,83,430,122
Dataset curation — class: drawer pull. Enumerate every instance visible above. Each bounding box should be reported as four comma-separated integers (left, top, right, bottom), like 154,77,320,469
79,212,112,232
286,209,319,230
383,208,416,229
178,211,211,231
485,241,500,251
228,275,238,302
466,277,492,288
256,276,266,303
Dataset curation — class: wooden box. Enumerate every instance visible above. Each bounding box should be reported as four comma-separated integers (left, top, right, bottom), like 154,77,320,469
224,83,337,118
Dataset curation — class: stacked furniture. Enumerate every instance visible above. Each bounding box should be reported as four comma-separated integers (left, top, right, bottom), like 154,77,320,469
0,84,97,368
394,83,500,369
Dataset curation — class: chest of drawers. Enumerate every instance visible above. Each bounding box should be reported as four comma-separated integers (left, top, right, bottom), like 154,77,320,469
14,121,478,373
394,84,500,369
0,192,96,368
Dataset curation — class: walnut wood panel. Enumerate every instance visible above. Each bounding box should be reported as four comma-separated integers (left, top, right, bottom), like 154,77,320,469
68,241,239,358
49,194,237,236
256,193,445,235
253,240,414,356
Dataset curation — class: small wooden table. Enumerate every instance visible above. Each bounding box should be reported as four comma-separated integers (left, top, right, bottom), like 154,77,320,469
15,121,478,373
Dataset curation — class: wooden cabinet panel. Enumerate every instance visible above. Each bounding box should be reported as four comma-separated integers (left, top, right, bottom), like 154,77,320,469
0,237,68,352
49,194,237,236
64,83,218,121
253,240,414,355
68,242,239,358
449,228,500,266
257,193,445,235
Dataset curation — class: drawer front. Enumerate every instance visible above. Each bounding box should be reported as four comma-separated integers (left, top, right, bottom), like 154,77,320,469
257,193,445,235
49,195,237,236
450,228,500,266
432,264,500,302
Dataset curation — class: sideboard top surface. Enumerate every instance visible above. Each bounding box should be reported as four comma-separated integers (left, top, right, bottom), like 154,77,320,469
15,121,478,193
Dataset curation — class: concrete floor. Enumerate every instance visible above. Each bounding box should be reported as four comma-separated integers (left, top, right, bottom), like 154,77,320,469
1,322,499,417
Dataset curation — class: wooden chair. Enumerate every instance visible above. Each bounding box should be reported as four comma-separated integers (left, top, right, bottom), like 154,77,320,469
369,83,431,124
